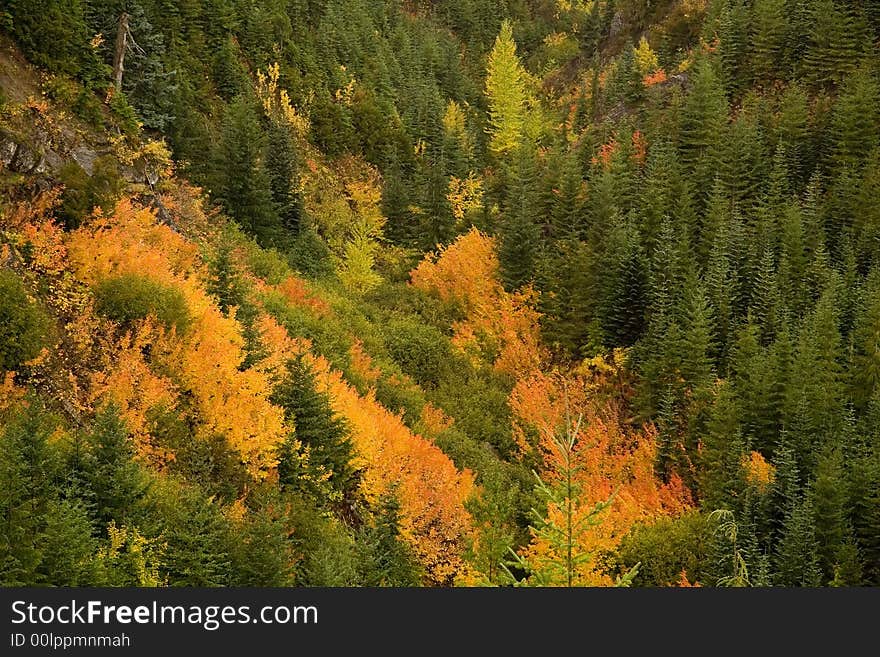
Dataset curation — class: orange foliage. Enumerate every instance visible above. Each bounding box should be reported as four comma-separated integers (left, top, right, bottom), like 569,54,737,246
643,69,668,87
591,137,618,170
250,312,310,380
67,200,288,478
349,339,381,387
419,402,454,436
275,275,331,316
0,372,24,412
309,353,474,585
89,322,177,467
410,228,544,377
510,367,691,585
632,130,648,166
678,570,701,587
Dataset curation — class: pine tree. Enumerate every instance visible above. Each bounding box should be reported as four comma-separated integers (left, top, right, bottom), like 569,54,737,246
213,95,279,242
774,493,823,586
751,0,789,82
851,271,880,409
717,0,750,94
270,356,358,503
699,383,745,510
787,282,845,444
803,0,865,86
599,223,648,348
0,400,60,585
499,144,541,291
80,402,148,529
357,491,422,586
679,59,728,203
810,449,853,583
265,117,304,234
830,66,880,172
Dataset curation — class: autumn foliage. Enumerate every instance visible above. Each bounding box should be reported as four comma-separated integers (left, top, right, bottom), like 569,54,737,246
509,364,691,585
410,228,544,378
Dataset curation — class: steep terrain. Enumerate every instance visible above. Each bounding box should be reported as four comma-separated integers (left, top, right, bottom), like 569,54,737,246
2,1,880,587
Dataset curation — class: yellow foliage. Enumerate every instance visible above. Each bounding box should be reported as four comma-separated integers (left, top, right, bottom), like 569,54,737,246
309,353,474,585
743,451,775,492
67,200,288,478
411,228,545,377
634,37,659,76
89,322,177,467
256,63,310,137
447,174,484,225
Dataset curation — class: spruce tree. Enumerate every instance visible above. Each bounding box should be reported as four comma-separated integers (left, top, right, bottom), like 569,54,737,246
499,144,541,291
213,95,279,242
270,356,358,503
80,402,148,529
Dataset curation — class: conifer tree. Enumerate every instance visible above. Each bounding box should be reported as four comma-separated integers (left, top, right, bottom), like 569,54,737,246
80,403,148,529
499,144,541,291
270,356,358,502
485,20,528,157
774,493,823,586
213,95,279,242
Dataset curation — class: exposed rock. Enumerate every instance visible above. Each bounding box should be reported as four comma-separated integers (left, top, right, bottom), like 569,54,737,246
11,142,39,172
0,135,17,167
42,149,64,173
71,145,98,175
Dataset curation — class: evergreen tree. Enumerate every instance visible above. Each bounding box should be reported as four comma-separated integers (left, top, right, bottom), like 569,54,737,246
774,493,823,586
0,400,60,585
270,356,358,503
499,144,541,291
265,117,304,234
213,95,279,242
357,491,422,586
80,402,148,529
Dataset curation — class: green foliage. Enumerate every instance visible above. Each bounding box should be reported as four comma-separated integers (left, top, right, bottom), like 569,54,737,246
0,270,52,372
212,95,280,243
77,402,149,528
607,511,712,586
356,491,422,586
57,156,126,229
382,317,454,389
93,273,191,334
270,355,358,503
0,400,63,585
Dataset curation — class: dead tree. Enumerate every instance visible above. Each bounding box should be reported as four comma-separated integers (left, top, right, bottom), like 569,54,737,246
113,12,129,91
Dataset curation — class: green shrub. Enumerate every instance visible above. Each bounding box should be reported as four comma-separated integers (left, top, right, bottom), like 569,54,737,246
382,316,454,389
109,91,141,136
57,156,125,229
93,273,190,334
0,269,52,371
245,242,290,285
601,511,713,586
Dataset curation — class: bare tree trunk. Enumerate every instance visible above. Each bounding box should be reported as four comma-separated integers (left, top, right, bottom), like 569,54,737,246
113,13,129,91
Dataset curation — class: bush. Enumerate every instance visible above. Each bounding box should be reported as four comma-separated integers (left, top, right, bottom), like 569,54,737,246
43,75,103,127
382,316,454,389
93,273,190,334
57,156,125,229
600,511,713,586
0,269,52,371
287,226,334,278
109,91,141,136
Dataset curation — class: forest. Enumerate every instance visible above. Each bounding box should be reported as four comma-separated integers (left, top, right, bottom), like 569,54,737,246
0,0,879,587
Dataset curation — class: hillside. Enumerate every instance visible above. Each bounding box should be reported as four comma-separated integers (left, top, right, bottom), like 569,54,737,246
2,0,880,587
